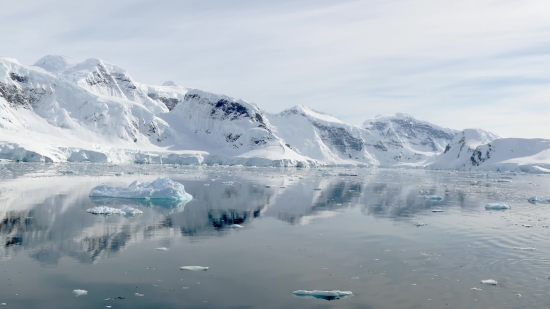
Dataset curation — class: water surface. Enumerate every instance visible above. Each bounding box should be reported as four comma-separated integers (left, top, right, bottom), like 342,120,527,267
1,164,549,308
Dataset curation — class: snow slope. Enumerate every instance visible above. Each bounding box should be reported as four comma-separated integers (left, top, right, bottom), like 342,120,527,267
429,129,550,173
269,108,457,166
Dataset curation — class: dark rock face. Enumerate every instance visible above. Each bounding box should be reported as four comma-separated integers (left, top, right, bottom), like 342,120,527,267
0,80,50,109
366,116,456,153
313,122,363,154
183,93,268,128
212,99,249,120
147,93,181,111
159,97,179,110
9,72,28,83
470,144,492,166
85,64,138,96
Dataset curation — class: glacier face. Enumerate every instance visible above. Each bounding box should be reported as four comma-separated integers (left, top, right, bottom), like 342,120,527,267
2,54,549,171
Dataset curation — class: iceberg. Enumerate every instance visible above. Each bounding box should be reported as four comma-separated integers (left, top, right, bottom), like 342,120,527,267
180,266,209,271
485,203,511,210
86,206,143,215
89,177,192,200
292,290,353,300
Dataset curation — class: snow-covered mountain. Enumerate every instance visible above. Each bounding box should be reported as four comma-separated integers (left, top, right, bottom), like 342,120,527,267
2,54,548,171
362,113,458,166
430,129,550,173
0,55,312,166
269,108,458,166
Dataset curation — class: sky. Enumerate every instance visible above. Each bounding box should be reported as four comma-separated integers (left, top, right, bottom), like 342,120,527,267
1,0,550,138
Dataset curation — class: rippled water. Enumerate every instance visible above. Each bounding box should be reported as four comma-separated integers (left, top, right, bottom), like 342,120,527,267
1,163,549,308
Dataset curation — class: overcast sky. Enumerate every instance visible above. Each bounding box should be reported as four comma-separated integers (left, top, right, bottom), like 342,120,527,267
2,0,550,138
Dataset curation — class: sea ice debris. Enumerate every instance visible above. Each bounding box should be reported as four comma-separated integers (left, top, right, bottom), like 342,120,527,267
425,195,443,201
513,247,536,251
432,209,444,213
480,279,497,285
86,206,142,215
485,203,511,210
528,196,550,203
292,290,353,300
230,224,244,228
180,266,209,271
414,223,427,227
73,289,88,297
89,177,192,200
156,247,169,251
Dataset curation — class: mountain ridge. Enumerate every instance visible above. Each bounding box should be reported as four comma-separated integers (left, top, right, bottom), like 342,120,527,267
0,55,548,172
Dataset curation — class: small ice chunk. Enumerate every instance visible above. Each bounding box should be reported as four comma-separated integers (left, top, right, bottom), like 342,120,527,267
180,266,209,271
522,224,533,228
230,224,244,228
292,290,353,300
513,247,536,251
156,247,169,251
480,279,497,285
425,195,443,201
485,203,511,210
121,206,143,215
73,289,88,297
471,287,482,291
222,181,234,185
135,293,144,297
313,188,322,191
1,303,6,306
89,177,192,200
432,209,444,213
528,196,550,203
415,223,427,227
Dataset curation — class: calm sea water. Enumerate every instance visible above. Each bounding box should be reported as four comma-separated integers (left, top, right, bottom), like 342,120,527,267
1,164,549,308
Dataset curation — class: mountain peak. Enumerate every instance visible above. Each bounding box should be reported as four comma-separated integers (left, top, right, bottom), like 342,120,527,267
33,55,78,73
162,81,177,87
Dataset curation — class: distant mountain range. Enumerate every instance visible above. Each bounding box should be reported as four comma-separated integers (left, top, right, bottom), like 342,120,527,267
0,55,549,172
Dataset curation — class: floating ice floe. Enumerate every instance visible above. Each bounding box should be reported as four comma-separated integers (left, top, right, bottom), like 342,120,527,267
230,224,244,228
292,290,353,300
135,293,144,297
528,196,550,203
425,195,443,201
1,303,6,306
89,177,192,200
155,247,169,251
485,203,511,210
180,266,209,271
414,223,427,227
86,206,143,215
513,247,537,251
471,287,482,291
522,224,533,228
432,209,444,213
72,289,88,297
480,279,497,285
